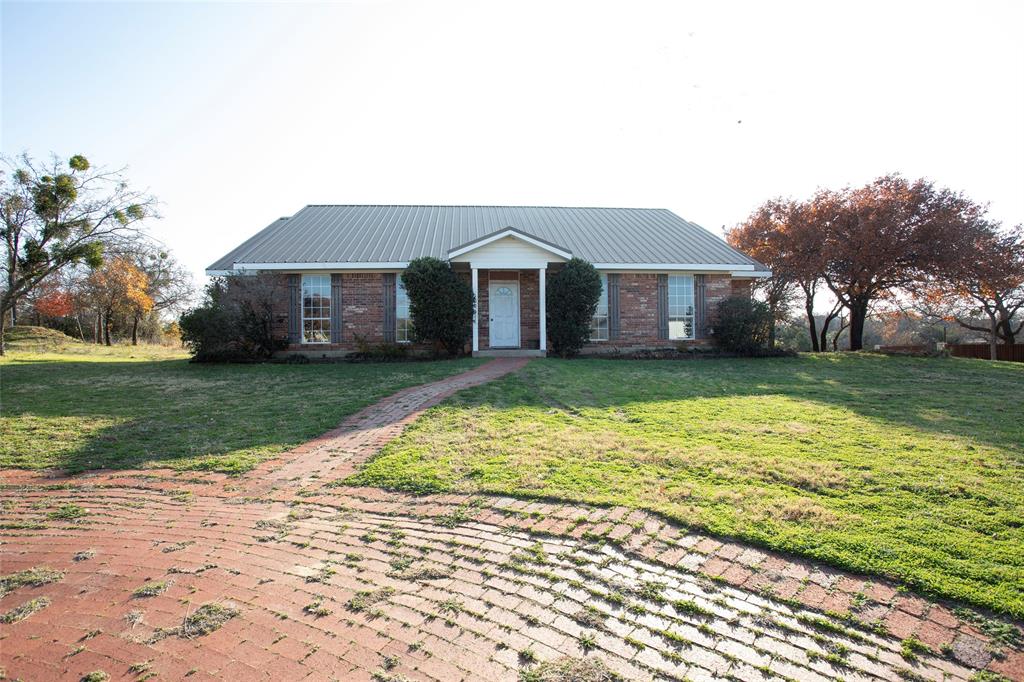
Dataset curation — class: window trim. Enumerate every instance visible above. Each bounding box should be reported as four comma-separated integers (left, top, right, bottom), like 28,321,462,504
590,273,609,342
301,274,331,345
396,278,412,344
667,274,695,341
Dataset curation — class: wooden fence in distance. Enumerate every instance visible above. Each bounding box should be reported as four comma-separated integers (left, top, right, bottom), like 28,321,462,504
948,343,1024,363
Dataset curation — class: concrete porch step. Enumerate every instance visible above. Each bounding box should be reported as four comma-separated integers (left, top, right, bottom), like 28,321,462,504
473,349,546,358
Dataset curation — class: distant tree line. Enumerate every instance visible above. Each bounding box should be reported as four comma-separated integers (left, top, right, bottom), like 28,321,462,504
728,173,1023,359
1,152,192,354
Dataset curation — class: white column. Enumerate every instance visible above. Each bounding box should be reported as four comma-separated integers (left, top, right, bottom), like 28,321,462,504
471,267,479,353
538,267,546,354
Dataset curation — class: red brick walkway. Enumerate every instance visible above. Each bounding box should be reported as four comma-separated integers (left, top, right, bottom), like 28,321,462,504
2,359,1021,682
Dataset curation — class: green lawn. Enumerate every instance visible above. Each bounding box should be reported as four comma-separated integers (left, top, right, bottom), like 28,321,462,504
1,344,484,474
350,354,1024,618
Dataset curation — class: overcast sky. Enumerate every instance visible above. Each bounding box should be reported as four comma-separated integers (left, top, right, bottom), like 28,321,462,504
3,1,1022,295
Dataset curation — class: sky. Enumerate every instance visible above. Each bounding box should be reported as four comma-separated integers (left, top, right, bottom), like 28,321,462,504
3,0,1023,303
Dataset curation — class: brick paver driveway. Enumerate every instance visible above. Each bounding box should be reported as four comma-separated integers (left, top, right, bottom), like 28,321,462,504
2,359,1021,681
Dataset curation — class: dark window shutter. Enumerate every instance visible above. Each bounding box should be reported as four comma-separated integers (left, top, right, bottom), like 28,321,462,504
608,274,621,340
382,273,396,342
288,274,301,343
656,274,669,340
694,274,706,338
330,274,343,344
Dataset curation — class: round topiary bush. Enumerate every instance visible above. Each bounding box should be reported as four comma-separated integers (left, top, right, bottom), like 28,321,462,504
401,257,475,356
713,296,772,355
546,258,603,358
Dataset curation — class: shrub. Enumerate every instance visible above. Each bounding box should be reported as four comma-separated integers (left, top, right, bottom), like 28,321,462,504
712,296,772,354
401,257,474,356
179,275,285,362
350,334,410,362
546,258,602,358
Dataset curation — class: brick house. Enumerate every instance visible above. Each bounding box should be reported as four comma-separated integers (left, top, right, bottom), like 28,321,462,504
206,206,769,357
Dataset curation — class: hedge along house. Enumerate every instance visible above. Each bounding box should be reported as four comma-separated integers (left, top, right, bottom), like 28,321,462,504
206,205,769,357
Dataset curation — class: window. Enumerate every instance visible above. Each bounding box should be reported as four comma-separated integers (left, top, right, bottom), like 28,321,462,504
590,274,609,341
668,275,695,340
301,274,331,344
396,278,412,343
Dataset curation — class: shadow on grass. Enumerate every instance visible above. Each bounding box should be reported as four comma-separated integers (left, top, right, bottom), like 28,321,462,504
1,356,482,474
475,353,1024,455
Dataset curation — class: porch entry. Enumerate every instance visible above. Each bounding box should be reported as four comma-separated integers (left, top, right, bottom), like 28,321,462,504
488,280,520,348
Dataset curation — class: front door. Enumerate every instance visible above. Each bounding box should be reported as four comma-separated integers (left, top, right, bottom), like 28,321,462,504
488,281,520,348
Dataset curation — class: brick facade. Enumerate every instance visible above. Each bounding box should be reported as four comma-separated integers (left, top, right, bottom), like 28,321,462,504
274,270,750,356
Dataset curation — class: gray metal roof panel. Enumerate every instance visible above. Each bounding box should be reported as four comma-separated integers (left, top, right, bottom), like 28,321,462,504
207,205,762,270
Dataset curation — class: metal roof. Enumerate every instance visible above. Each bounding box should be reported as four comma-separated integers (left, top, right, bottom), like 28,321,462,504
207,205,763,272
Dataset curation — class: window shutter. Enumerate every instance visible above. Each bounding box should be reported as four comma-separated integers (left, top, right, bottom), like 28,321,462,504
656,274,669,340
694,274,706,338
382,273,396,343
608,274,621,340
288,274,301,343
330,274,343,344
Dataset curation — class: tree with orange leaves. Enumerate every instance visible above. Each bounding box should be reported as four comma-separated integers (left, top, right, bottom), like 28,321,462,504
86,256,153,346
814,175,986,351
920,222,1024,359
34,289,73,319
728,198,841,351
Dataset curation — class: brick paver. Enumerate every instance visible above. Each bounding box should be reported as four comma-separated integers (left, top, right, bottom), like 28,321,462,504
2,358,1021,681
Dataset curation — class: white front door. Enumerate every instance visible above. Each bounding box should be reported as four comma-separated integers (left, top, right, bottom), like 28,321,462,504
488,281,520,348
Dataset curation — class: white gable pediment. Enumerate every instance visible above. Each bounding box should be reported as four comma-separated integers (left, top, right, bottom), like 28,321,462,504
448,227,571,268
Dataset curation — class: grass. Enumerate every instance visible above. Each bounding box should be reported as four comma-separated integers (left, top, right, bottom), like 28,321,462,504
152,602,239,641
132,580,169,598
0,566,65,597
1,596,51,623
1,341,484,473
349,354,1024,617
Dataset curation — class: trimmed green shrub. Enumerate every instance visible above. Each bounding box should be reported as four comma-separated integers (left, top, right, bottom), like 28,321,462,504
401,257,474,356
546,258,602,358
712,296,772,354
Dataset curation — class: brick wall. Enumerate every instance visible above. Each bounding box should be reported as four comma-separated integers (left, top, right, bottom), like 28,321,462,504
519,269,540,350
615,273,660,344
703,274,734,329
270,270,751,356
277,273,389,353
343,273,387,345
580,273,747,354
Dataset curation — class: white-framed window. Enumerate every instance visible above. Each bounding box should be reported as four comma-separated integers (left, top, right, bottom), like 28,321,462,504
396,278,412,343
590,273,609,341
301,274,331,344
668,274,695,340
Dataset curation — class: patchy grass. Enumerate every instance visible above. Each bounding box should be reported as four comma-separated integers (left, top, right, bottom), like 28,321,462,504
132,580,169,598
48,503,89,521
520,655,621,681
153,602,239,640
303,596,332,617
1,343,484,473
1,596,52,623
0,566,65,597
346,587,395,613
350,354,1024,617
80,672,110,682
